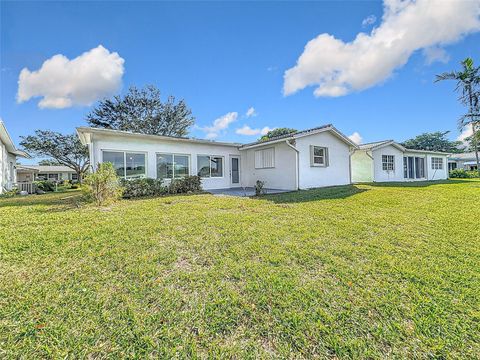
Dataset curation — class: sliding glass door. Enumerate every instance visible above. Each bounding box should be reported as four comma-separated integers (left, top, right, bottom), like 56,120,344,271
404,156,426,180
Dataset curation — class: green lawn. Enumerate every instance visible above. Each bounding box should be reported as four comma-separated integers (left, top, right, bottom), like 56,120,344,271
1,180,479,358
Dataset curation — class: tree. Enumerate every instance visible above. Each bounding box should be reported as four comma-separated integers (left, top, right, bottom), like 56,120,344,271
38,159,62,166
86,85,195,137
465,126,480,153
20,131,89,183
436,57,480,175
259,128,297,141
400,131,463,153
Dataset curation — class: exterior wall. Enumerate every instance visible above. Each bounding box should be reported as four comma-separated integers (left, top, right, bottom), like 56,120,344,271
372,145,405,182
1,142,17,193
0,139,5,193
425,154,448,180
240,141,297,190
296,131,352,189
90,133,241,190
351,150,373,183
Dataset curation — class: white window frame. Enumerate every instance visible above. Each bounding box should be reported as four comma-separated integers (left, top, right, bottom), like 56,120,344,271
101,150,148,179
254,147,275,169
197,155,224,178
156,153,190,179
310,146,329,167
431,157,444,170
382,155,395,171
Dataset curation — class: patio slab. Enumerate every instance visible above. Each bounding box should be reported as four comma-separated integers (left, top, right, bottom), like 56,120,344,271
208,187,291,197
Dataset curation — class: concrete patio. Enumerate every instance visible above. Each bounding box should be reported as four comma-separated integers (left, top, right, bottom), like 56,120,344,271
208,187,291,197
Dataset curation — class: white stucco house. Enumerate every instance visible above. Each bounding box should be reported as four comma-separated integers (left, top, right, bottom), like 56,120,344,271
16,165,78,183
351,140,449,183
77,124,358,191
448,152,479,171
0,120,29,194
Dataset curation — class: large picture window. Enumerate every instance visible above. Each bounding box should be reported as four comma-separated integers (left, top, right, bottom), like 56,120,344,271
382,155,395,171
197,155,223,178
102,151,146,178
310,146,329,167
157,153,189,180
431,157,443,170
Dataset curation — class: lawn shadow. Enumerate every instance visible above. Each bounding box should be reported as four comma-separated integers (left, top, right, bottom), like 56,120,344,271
367,179,473,188
0,192,83,210
260,184,369,204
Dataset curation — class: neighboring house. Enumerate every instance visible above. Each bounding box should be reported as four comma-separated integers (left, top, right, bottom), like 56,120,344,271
448,152,479,171
351,140,449,183
77,124,358,191
16,165,78,182
0,120,29,193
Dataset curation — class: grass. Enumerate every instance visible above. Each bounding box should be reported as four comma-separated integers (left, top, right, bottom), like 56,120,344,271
1,180,479,358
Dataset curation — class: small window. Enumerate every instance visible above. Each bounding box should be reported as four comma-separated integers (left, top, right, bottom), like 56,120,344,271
102,151,146,178
382,155,395,171
157,153,190,180
48,173,59,181
197,155,223,178
432,157,443,170
255,147,275,169
71,173,79,180
310,146,328,167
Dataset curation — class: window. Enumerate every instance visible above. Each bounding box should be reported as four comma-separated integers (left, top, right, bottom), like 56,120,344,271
71,173,79,180
382,155,395,171
37,173,48,180
310,146,328,167
432,157,443,170
157,153,189,180
255,147,275,169
197,155,223,178
102,151,146,178
48,173,59,181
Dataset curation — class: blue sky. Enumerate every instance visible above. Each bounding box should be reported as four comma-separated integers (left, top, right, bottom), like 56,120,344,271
1,1,479,164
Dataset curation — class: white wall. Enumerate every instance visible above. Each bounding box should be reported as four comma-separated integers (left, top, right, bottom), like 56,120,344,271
296,131,352,189
351,150,373,183
372,145,405,182
90,133,241,190
240,141,297,190
424,154,448,180
0,141,17,193
0,139,5,193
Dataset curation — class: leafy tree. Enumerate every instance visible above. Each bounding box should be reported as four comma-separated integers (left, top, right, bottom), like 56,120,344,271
465,126,480,153
83,162,123,206
86,85,195,137
20,131,89,182
436,57,480,175
259,128,297,141
400,131,463,153
38,159,62,166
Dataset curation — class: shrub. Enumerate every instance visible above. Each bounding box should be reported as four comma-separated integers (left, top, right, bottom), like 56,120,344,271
121,178,167,198
168,175,202,194
254,180,265,196
34,180,55,192
449,169,479,178
83,163,123,206
0,187,18,198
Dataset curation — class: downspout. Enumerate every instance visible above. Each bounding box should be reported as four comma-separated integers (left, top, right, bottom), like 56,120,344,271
285,140,299,190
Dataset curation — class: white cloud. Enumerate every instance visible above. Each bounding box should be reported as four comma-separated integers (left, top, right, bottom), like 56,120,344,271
246,107,257,118
457,123,474,143
236,125,273,136
284,0,480,97
423,46,450,65
200,112,238,139
348,131,363,144
17,45,125,109
362,15,377,27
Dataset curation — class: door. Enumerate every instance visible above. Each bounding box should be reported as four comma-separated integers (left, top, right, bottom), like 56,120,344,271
230,156,240,186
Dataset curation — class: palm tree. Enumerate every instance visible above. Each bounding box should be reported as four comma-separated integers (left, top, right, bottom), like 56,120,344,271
436,58,480,176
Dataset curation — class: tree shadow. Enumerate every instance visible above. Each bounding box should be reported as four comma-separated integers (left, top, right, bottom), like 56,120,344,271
260,185,369,204
367,179,473,188
0,192,82,209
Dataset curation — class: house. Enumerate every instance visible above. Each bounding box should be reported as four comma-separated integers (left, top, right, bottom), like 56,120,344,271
0,120,29,194
448,152,479,171
16,165,78,183
76,124,358,191
351,140,449,183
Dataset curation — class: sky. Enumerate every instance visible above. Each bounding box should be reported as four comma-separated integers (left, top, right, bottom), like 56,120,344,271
1,0,480,164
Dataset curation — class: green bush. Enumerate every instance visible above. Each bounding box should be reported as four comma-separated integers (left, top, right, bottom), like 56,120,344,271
168,175,202,194
83,163,123,206
34,180,55,192
449,169,479,178
0,187,18,198
121,178,167,198
121,175,202,198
